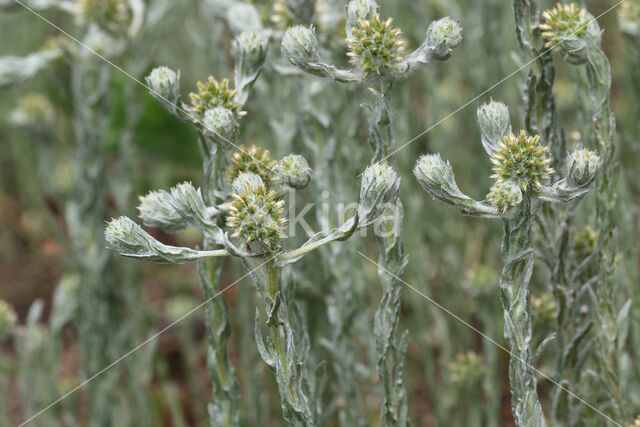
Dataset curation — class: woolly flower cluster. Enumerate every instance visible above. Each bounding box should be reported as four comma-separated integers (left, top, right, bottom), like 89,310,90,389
274,154,312,189
539,3,590,47
448,352,484,385
490,130,553,191
226,173,287,252
346,13,406,75
77,0,131,32
189,76,241,119
226,145,276,187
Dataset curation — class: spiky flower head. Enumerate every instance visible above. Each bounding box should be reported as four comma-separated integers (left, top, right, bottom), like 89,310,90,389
226,145,277,187
572,225,600,261
539,3,599,64
227,173,287,253
346,13,406,75
566,148,600,186
281,25,319,67
619,0,640,38
358,161,400,226
531,292,557,323
189,76,241,119
487,180,523,213
0,301,17,336
274,154,312,189
491,130,553,191
203,107,236,140
77,0,131,33
425,17,463,61
10,93,55,128
448,352,484,385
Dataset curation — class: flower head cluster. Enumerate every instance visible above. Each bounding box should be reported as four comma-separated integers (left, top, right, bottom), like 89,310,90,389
619,0,640,38
281,25,319,67
566,148,600,186
572,225,600,261
539,3,599,64
358,161,400,226
189,76,241,119
10,93,55,128
0,301,17,336
448,352,484,385
77,0,131,33
531,292,557,323
227,173,287,252
490,130,553,191
226,145,277,186
487,180,523,213
346,13,406,75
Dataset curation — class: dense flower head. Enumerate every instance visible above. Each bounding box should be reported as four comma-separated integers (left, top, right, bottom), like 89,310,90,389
10,93,55,128
77,0,131,32
138,191,184,232
226,145,277,186
539,3,590,47
232,30,268,66
0,301,17,335
425,17,463,60
486,180,523,212
146,66,179,101
572,225,600,260
274,154,312,189
531,292,557,322
358,161,400,225
491,130,553,191
227,173,287,252
448,352,484,385
189,76,240,119
346,13,406,75
203,107,236,138
619,0,640,38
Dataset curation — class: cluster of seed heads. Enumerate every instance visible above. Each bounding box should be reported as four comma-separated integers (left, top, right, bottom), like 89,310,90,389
531,292,557,322
77,0,131,32
490,130,553,191
226,145,277,186
226,175,287,252
346,13,405,75
572,225,600,261
539,3,590,48
189,76,241,118
448,352,484,385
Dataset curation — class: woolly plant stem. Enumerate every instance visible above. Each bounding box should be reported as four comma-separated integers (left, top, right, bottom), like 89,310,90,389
499,196,544,427
367,84,408,427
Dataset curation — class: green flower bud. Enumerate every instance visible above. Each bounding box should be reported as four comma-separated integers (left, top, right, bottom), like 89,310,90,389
0,300,17,337
232,30,268,73
281,25,319,67
448,352,484,385
138,190,186,232
274,154,312,189
413,153,453,193
226,144,277,187
146,66,181,111
566,148,600,187
346,13,406,75
271,0,316,29
425,17,463,61
477,100,511,157
487,180,523,213
346,0,379,34
227,173,287,253
203,107,236,140
490,130,553,191
358,161,400,226
10,93,55,129
539,3,600,64
572,225,600,261
619,1,640,38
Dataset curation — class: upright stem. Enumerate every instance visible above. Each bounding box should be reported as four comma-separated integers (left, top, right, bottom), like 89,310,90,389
367,82,409,426
500,196,544,427
199,140,240,427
